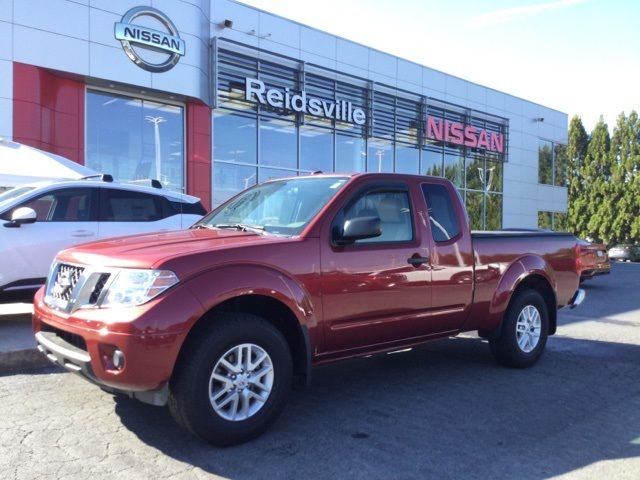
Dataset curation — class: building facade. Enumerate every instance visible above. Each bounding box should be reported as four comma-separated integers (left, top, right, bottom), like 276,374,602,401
0,0,569,229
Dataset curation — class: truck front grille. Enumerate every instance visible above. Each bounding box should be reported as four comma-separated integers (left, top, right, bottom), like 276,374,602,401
89,273,110,304
50,264,84,302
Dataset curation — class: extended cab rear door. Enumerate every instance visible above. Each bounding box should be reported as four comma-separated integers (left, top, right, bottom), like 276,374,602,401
420,179,474,331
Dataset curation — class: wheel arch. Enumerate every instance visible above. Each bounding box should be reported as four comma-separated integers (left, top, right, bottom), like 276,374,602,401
174,293,312,389
481,255,558,338
511,275,557,334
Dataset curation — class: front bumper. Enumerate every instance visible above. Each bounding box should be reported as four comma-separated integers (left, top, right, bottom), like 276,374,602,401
32,283,204,404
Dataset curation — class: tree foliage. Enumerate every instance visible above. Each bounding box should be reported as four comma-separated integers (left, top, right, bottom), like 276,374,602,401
565,111,640,245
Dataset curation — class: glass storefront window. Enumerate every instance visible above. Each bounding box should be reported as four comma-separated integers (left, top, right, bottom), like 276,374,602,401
300,126,333,173
260,118,297,169
212,162,257,207
538,211,553,229
537,211,567,231
554,212,567,231
395,145,419,174
486,160,503,192
422,147,443,176
554,144,568,187
443,149,464,188
465,191,484,230
336,134,365,173
486,193,502,230
213,44,509,219
258,167,295,183
466,157,503,193
538,140,553,185
367,138,393,173
86,90,184,192
539,140,567,187
213,111,257,164
465,156,485,191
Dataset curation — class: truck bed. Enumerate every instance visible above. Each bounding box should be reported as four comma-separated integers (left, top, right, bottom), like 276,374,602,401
463,230,580,333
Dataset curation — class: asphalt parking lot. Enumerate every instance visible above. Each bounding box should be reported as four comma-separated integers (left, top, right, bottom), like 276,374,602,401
1,263,639,480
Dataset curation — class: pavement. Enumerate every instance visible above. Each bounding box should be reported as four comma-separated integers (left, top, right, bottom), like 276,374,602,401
1,263,639,479
0,302,49,373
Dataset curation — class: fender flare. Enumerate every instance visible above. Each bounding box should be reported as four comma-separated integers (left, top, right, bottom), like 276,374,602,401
481,255,558,337
184,263,317,327
179,263,317,386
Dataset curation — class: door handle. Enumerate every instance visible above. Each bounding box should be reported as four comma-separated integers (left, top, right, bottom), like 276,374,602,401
407,255,429,267
71,230,95,238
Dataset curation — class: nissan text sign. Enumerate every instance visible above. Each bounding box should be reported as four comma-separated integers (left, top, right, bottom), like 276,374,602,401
426,116,505,154
245,78,366,125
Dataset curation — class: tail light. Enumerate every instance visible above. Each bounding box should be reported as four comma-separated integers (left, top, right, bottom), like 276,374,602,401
575,244,583,273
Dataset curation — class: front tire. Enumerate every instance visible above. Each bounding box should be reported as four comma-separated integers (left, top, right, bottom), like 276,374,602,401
489,289,549,368
169,313,292,446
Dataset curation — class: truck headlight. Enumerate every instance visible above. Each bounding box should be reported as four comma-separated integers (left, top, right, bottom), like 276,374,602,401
101,269,179,307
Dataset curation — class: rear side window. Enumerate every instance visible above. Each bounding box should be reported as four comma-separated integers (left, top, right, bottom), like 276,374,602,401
100,189,162,222
169,200,207,216
421,184,461,242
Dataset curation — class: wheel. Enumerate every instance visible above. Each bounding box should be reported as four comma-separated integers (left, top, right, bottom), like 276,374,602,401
489,289,549,368
169,313,292,446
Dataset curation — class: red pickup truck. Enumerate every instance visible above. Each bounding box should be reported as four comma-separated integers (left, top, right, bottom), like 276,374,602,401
33,173,585,445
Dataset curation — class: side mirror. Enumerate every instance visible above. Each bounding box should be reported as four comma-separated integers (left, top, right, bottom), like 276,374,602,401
335,216,382,245
4,207,37,228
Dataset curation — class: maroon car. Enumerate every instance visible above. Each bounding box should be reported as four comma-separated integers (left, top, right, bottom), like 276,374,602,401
577,238,611,282
33,173,585,445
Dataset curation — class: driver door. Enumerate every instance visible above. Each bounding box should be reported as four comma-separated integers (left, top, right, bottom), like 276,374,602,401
320,183,433,354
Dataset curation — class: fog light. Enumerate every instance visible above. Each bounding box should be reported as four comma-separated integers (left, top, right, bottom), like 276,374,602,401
113,349,125,370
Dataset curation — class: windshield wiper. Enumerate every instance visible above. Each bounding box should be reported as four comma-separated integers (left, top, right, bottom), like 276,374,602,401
190,223,215,230
213,224,266,234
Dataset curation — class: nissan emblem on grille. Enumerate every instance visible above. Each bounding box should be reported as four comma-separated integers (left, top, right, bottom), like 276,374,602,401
51,265,84,302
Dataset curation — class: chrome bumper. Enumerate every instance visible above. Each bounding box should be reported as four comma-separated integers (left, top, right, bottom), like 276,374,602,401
569,289,586,309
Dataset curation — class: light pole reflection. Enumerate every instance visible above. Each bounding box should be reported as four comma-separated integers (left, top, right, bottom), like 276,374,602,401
145,115,166,181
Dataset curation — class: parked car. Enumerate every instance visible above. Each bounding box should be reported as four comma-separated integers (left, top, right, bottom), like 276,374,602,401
0,175,206,302
608,244,640,262
577,238,610,282
32,173,584,445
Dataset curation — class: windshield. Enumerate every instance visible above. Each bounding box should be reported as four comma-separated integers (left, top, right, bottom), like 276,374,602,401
196,177,349,235
0,186,35,210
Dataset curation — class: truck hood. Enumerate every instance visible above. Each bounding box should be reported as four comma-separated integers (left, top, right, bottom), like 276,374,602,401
58,228,286,270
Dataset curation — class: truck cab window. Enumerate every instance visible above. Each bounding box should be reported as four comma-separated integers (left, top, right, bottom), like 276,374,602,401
343,190,413,243
421,184,460,242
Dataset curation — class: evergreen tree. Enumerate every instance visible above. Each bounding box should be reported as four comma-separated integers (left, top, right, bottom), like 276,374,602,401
565,116,589,236
630,111,640,242
584,118,611,242
610,111,640,243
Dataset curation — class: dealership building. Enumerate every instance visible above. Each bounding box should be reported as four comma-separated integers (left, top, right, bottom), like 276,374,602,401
0,0,569,229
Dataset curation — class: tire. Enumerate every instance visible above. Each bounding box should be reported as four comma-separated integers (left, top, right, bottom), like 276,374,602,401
489,289,549,368
168,312,293,446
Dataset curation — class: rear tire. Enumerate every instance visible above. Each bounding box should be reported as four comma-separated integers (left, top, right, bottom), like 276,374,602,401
489,289,549,368
169,313,292,446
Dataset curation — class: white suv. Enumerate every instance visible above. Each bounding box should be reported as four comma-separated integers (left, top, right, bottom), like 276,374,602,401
0,175,206,301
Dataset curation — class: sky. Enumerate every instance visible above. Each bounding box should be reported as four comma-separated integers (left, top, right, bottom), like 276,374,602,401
237,0,640,133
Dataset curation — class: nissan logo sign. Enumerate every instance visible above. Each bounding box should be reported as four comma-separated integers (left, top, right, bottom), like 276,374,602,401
114,6,185,73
